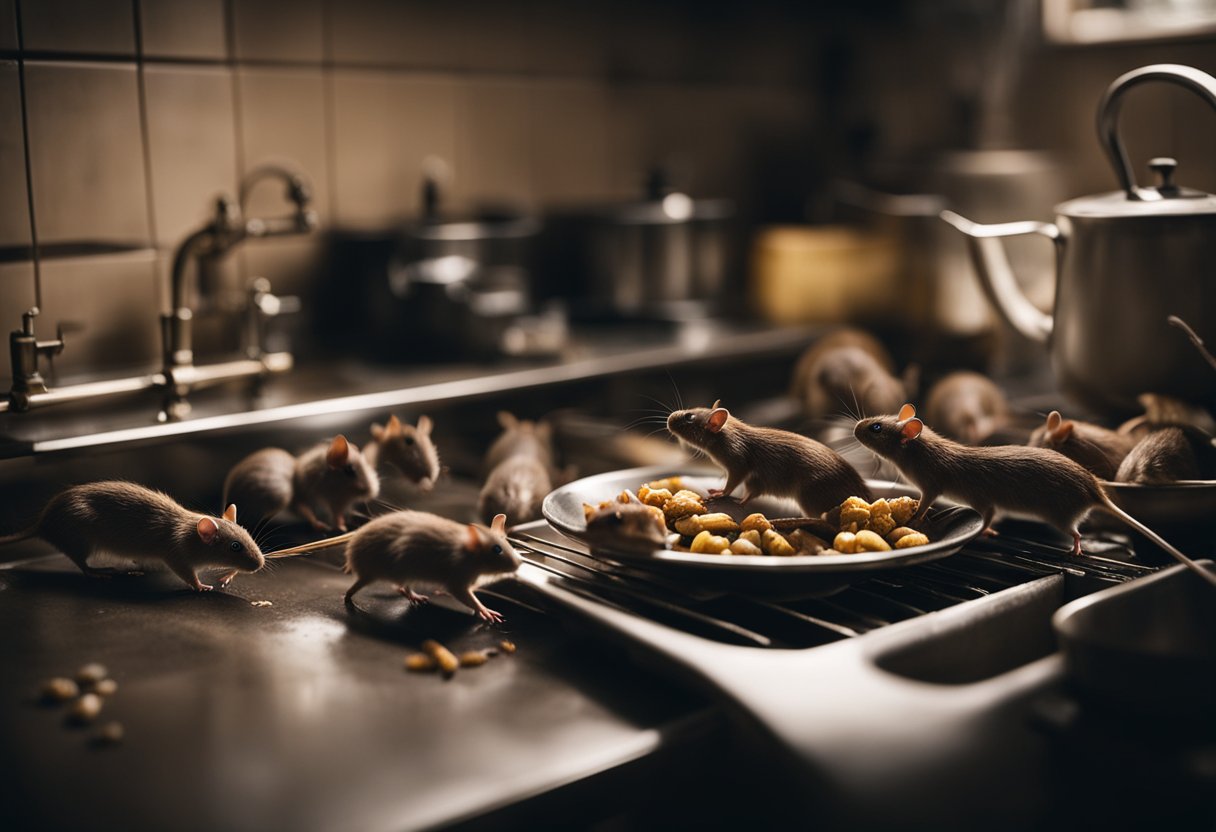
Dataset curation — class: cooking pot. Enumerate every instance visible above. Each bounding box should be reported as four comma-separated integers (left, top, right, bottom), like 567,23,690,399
942,64,1216,416
368,177,544,360
537,170,734,321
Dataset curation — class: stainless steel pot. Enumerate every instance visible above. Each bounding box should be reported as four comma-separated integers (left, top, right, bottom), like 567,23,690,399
370,178,543,359
941,64,1216,416
538,172,735,320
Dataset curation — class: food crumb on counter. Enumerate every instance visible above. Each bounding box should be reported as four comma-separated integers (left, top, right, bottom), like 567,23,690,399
40,677,80,704
250,600,274,607
405,640,515,676
404,653,438,673
93,721,124,747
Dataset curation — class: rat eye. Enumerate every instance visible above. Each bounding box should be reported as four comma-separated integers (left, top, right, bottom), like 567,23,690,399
684,413,695,422
229,541,243,552
868,423,883,433
404,436,415,446
343,464,356,477
491,544,502,555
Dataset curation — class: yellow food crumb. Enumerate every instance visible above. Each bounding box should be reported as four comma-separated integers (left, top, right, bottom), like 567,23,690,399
638,485,673,507
894,533,930,549
833,531,857,554
762,529,796,557
644,476,685,493
690,530,732,554
663,490,707,522
740,513,773,533
854,530,892,552
730,538,763,555
674,512,740,536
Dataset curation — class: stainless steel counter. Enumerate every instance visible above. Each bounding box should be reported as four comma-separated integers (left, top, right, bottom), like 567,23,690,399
0,321,817,459
0,550,721,832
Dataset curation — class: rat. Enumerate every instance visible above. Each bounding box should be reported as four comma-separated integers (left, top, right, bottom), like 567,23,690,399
342,510,520,622
222,435,380,532
667,400,873,516
364,414,441,491
0,481,263,591
1028,410,1139,481
583,492,672,554
477,412,557,526
790,328,916,423
924,371,1009,445
854,404,1216,587
1116,424,1216,484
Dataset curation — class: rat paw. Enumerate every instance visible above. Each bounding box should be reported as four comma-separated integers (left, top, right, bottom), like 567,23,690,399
707,488,726,498
193,583,214,592
478,608,505,624
398,587,430,603
982,527,1000,538
217,570,238,588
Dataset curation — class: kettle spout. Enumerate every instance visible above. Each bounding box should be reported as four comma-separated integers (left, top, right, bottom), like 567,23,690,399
940,210,1058,344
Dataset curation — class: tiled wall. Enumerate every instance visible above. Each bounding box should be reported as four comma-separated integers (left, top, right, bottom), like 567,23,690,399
0,0,820,385
5,0,1215,392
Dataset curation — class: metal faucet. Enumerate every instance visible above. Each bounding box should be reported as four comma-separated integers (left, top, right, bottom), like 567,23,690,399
160,165,317,421
0,166,317,418
6,308,63,409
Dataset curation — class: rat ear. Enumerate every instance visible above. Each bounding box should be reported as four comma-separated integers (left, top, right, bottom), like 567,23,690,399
417,415,432,436
370,422,385,442
901,364,921,398
491,513,507,534
385,414,403,436
710,399,721,409
326,435,351,468
223,504,237,523
498,411,517,430
900,418,924,444
1046,410,1062,431
197,516,219,544
706,407,730,433
465,524,481,552
898,403,916,421
1052,420,1074,442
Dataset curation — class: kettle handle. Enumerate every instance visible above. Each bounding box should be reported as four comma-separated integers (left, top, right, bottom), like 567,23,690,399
1099,64,1216,200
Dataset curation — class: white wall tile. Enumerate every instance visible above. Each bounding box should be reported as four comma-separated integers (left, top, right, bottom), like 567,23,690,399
331,70,456,229
23,61,150,247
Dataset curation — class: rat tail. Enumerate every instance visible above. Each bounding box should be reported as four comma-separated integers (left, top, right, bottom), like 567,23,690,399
0,525,38,546
1099,495,1216,589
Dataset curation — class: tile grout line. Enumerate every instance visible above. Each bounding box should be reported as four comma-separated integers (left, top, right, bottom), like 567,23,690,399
12,0,41,309
131,0,160,265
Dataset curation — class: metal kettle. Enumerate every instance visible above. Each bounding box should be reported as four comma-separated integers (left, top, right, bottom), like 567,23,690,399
941,64,1216,416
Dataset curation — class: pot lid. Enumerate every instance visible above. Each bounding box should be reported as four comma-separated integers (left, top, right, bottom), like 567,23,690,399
1064,65,1216,219
1058,158,1216,218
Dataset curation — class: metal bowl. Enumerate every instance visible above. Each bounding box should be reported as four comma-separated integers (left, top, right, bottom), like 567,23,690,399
1053,560,1216,716
1099,479,1216,554
541,466,983,597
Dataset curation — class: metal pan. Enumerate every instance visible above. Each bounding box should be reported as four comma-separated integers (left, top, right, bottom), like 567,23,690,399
541,466,983,597
1053,560,1216,717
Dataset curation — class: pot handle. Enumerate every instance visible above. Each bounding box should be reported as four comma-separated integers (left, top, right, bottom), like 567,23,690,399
940,211,1058,344
1099,64,1216,200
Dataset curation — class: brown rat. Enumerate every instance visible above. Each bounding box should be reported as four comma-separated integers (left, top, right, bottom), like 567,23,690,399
854,404,1216,588
1028,410,1138,480
343,510,520,622
667,401,873,515
0,481,263,591
477,412,557,526
223,434,380,532
583,492,671,554
365,414,441,491
924,371,1009,445
1116,424,1216,484
790,328,915,423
